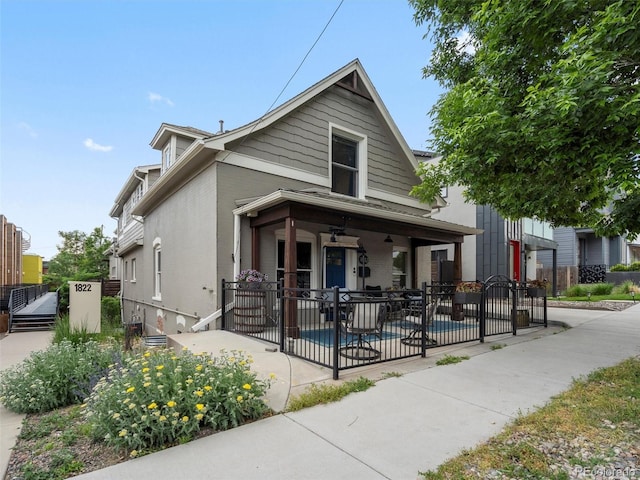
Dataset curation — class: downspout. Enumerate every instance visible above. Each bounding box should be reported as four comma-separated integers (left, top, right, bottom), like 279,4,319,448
233,213,241,280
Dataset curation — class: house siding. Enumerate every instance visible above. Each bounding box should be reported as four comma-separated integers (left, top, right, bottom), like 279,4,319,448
476,205,507,281
141,166,219,334
230,86,418,197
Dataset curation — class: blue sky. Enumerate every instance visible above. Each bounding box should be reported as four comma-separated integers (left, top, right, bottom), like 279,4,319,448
1,0,442,261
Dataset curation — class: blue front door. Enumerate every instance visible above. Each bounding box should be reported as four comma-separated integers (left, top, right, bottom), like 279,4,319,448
325,248,346,288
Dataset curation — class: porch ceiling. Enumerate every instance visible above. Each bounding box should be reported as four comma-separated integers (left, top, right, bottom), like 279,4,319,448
233,189,481,245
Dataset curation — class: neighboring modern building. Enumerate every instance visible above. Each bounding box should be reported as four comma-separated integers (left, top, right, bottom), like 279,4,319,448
1,215,30,286
418,152,558,287
22,254,43,284
110,59,481,336
537,227,638,284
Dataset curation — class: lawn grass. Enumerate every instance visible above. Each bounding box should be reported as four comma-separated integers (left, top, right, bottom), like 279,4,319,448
419,356,640,479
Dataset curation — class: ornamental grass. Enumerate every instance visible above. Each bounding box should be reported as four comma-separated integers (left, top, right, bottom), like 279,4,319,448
82,348,273,457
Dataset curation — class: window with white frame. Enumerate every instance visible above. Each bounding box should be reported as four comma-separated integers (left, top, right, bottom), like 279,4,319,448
392,249,408,288
162,144,172,172
330,126,366,198
331,135,358,196
277,240,312,296
131,258,137,282
153,239,162,299
124,261,128,282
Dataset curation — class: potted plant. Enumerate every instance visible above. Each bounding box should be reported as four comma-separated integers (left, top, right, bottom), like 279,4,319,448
454,281,483,304
526,279,548,297
236,269,268,289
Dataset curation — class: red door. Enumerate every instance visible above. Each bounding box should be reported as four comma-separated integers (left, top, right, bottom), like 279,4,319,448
509,240,521,281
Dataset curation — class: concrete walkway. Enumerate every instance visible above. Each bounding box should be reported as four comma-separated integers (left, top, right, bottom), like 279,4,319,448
1,304,638,479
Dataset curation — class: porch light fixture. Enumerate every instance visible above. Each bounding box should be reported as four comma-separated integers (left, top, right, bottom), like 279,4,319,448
330,232,337,243
384,235,393,243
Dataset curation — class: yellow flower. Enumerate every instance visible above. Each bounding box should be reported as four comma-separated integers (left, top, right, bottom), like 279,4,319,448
194,390,204,397
167,400,176,408
185,379,193,385
237,395,244,403
156,365,164,371
159,415,167,422
112,413,120,419
130,450,138,458
156,372,163,377
195,413,204,421
143,352,151,358
148,402,158,410
119,429,128,437
195,365,203,371
269,373,277,380
195,403,205,411
126,386,135,393
204,385,212,391
143,382,151,388
182,416,189,422
243,383,252,390
128,403,136,410
142,367,150,373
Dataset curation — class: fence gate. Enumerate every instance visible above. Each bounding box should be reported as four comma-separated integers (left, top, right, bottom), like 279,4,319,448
481,274,516,340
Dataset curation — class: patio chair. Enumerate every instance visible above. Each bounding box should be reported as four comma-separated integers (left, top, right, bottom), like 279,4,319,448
401,298,439,347
339,302,385,360
318,288,352,322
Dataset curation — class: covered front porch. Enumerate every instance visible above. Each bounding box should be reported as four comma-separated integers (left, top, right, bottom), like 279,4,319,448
232,189,481,340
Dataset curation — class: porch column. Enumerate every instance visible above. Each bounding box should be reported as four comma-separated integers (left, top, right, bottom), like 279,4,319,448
251,227,260,271
452,241,464,321
284,217,300,338
453,242,462,283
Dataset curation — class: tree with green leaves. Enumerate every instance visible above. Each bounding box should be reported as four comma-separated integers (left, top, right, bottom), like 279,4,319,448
409,0,639,239
45,227,111,287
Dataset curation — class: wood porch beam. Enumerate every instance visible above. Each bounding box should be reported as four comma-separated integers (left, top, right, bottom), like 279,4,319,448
251,227,260,271
284,216,300,338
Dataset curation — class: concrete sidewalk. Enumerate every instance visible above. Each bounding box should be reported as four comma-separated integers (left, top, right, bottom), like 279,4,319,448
0,330,54,477
1,304,638,479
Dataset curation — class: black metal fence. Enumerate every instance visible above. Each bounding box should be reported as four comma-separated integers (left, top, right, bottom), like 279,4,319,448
222,278,547,379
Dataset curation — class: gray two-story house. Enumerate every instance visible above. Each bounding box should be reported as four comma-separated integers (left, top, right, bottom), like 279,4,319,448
110,59,480,336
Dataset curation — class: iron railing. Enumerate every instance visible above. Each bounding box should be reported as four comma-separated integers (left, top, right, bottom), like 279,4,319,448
222,278,547,379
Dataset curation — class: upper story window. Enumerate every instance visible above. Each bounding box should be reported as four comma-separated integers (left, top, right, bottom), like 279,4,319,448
332,135,358,197
330,125,367,199
162,144,173,173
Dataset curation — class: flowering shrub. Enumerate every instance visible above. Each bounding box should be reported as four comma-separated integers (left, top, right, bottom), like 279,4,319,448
83,348,273,456
235,269,268,283
455,281,483,292
527,278,549,289
0,340,120,413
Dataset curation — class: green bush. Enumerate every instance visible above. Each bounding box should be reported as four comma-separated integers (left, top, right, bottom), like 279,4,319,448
610,262,640,272
564,284,588,297
0,340,121,414
83,348,272,457
565,283,614,297
590,282,614,295
101,297,121,326
612,280,640,295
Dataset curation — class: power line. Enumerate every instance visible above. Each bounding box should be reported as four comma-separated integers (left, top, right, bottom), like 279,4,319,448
242,0,345,140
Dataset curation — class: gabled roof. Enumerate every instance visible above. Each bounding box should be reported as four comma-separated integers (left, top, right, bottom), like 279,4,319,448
203,59,419,169
150,123,216,150
110,164,161,217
